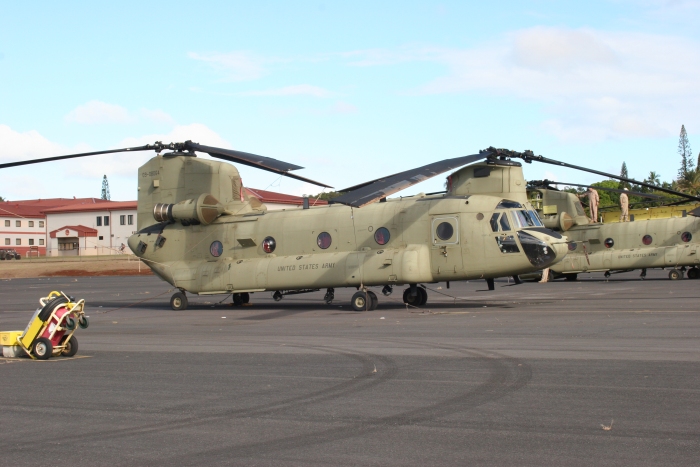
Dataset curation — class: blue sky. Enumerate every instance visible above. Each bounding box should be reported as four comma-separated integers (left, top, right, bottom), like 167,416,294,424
1,0,699,201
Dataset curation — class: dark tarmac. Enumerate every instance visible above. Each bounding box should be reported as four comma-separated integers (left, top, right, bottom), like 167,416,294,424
1,270,699,466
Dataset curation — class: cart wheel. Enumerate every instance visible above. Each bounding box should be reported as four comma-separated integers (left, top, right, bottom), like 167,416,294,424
170,292,188,310
78,315,89,329
61,335,79,357
65,316,76,330
33,337,53,360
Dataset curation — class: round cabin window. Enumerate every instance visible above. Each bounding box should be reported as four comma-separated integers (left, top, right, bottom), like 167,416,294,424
436,222,454,241
682,232,692,243
317,232,332,249
210,241,223,257
374,227,390,245
604,238,614,249
642,235,652,246
262,236,276,253
568,242,577,251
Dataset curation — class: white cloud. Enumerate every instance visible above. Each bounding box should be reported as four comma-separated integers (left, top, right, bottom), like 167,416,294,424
65,100,133,124
0,124,65,162
346,27,700,142
328,101,358,114
188,51,268,82
240,84,334,98
139,108,176,125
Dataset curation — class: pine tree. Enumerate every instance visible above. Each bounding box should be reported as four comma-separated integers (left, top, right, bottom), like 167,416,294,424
678,124,692,179
101,175,111,200
618,161,630,190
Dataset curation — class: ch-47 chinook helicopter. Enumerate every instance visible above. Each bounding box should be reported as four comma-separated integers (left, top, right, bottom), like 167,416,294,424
526,180,700,280
1,143,569,311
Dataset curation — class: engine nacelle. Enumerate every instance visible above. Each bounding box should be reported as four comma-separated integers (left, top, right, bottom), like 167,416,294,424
153,193,224,226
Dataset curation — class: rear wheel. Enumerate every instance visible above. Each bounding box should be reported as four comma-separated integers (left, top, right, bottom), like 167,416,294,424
33,337,53,360
669,269,682,280
367,291,379,311
565,274,578,281
417,287,428,306
687,268,699,279
402,288,421,307
170,292,188,310
61,336,78,357
232,293,249,306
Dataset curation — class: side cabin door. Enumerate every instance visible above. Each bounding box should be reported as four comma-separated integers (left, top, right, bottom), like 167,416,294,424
430,215,463,278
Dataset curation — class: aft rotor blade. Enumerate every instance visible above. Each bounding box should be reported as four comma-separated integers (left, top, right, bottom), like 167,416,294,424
184,141,332,188
491,147,700,203
550,181,663,199
0,145,154,169
332,151,490,208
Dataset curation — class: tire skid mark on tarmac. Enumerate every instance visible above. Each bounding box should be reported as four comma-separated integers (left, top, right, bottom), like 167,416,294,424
0,345,399,452
162,343,532,465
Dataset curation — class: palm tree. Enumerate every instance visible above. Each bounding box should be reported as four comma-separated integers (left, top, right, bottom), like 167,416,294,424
646,171,661,187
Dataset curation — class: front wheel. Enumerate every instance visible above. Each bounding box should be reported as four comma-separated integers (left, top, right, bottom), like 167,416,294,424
78,315,89,329
170,292,188,310
669,269,682,280
61,335,78,357
351,291,368,312
33,337,53,360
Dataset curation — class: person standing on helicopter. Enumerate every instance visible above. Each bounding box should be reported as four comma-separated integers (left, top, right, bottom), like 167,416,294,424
620,188,629,222
586,187,599,222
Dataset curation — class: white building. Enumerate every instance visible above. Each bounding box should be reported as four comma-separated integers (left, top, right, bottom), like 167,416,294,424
44,201,137,256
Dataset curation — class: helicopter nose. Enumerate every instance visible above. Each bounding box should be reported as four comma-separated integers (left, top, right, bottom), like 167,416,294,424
127,234,141,256
517,229,568,268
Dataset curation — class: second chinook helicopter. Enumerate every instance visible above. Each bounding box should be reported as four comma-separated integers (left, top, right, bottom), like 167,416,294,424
527,181,700,280
1,143,568,310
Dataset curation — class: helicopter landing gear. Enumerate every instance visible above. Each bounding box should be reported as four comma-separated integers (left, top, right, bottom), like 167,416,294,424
273,291,283,302
668,269,683,280
324,288,335,304
381,285,393,296
403,285,427,306
604,271,611,279
565,274,578,281
232,292,250,306
687,267,699,279
170,291,188,310
351,290,378,312
640,268,647,280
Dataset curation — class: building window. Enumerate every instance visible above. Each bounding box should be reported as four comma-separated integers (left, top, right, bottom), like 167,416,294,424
4,220,9,227
4,238,9,245
97,216,102,226
120,215,126,225
99,236,104,240
104,216,109,226
39,239,44,246
128,215,133,225
16,220,21,227
39,221,44,228
15,238,21,245
29,239,34,246
29,221,34,227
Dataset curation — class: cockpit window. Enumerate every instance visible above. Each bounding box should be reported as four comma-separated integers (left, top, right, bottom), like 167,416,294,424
496,235,520,253
496,200,522,209
499,213,511,231
490,213,500,232
574,201,585,217
528,210,544,226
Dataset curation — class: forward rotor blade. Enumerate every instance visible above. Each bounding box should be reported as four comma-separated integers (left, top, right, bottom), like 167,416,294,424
0,145,154,169
549,181,663,199
332,151,490,208
490,147,700,203
184,141,332,188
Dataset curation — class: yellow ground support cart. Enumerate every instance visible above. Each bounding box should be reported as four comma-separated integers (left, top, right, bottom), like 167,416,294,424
1,291,88,360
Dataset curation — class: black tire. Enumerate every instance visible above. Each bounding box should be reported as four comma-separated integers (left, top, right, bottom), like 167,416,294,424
565,274,578,281
65,316,76,330
78,315,89,329
367,291,378,311
351,291,369,312
33,337,53,360
15,254,21,260
170,292,188,310
417,287,428,306
687,268,699,280
232,293,244,306
402,288,421,306
61,335,78,357
241,292,250,304
669,269,681,280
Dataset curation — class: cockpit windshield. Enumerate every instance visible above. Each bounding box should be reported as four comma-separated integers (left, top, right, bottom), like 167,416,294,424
510,210,544,228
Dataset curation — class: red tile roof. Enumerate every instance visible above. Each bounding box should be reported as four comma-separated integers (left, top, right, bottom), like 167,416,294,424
245,188,328,206
49,225,98,238
0,198,113,218
42,201,137,213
